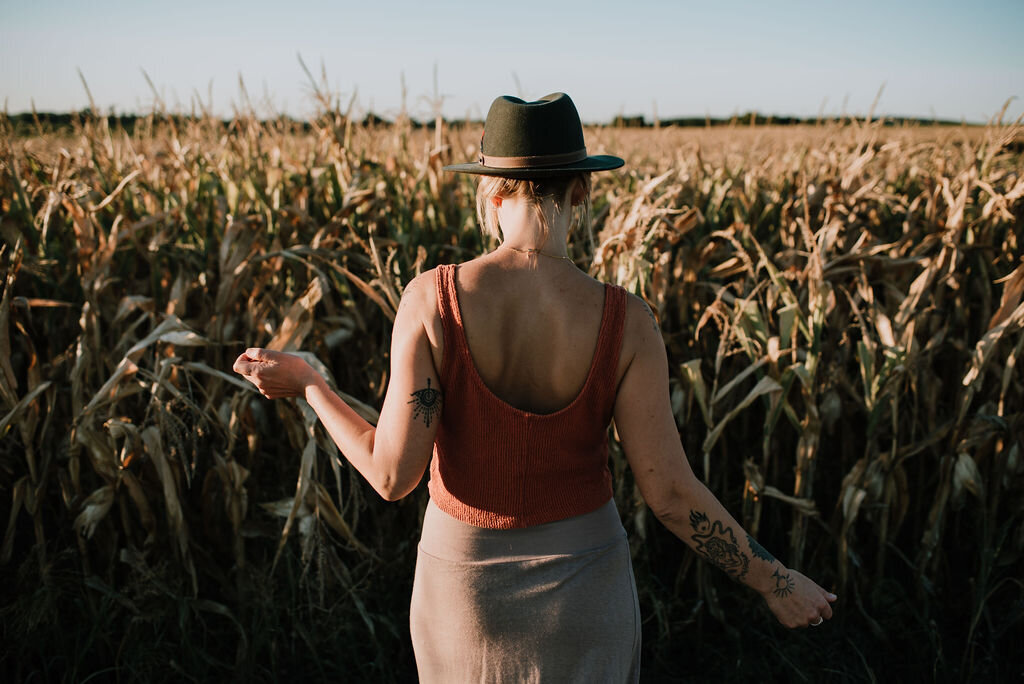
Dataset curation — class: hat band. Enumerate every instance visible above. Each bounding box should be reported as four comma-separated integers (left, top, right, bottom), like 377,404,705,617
479,148,588,169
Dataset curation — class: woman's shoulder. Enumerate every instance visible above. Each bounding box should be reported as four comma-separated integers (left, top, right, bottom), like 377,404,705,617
589,278,655,327
395,269,445,365
616,290,665,371
620,290,659,333
400,268,441,313
403,256,505,308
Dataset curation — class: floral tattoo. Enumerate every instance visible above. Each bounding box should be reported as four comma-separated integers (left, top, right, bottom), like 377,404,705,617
689,510,750,581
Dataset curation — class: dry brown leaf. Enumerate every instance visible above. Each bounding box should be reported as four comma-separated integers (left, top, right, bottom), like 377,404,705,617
989,262,1024,331
0,381,52,438
0,244,22,409
73,485,115,539
142,426,189,562
267,278,324,352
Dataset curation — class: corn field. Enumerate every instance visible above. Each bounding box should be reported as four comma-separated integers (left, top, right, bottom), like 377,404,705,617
1,102,1022,682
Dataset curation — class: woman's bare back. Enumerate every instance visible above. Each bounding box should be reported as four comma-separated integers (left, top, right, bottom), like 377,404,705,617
450,253,611,415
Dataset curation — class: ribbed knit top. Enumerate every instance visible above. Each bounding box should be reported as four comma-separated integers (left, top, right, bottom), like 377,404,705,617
429,264,626,529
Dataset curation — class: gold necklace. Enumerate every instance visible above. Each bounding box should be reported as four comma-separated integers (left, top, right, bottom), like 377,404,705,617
501,244,573,261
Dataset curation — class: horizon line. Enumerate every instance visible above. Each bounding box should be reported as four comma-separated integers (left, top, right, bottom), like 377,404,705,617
3,107,1009,129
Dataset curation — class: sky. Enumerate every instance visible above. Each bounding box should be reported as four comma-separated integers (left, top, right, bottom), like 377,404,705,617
1,0,1021,124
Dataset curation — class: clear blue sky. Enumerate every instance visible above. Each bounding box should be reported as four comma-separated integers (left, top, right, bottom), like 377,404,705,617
2,0,1021,123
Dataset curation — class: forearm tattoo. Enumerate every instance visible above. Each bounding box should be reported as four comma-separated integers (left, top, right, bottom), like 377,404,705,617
747,534,776,563
408,378,443,427
689,511,750,582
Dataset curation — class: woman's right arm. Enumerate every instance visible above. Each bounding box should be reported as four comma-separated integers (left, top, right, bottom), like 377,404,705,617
612,295,836,628
233,272,441,501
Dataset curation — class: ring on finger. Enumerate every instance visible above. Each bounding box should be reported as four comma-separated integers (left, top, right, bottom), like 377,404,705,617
811,616,824,626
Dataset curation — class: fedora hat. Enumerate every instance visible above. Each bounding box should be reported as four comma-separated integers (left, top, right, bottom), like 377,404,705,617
444,92,624,178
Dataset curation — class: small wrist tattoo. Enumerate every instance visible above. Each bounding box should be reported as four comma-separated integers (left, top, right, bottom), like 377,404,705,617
771,568,795,598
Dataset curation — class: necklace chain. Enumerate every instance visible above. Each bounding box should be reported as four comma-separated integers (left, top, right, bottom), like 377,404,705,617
501,244,573,261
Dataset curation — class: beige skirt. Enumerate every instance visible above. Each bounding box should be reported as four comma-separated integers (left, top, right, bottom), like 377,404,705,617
410,498,641,683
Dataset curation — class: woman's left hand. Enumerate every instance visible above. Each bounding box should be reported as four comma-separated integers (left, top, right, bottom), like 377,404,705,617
232,348,320,399
760,567,837,629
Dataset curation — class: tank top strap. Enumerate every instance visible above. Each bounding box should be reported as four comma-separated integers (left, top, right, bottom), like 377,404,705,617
589,284,628,392
435,264,466,378
435,264,457,326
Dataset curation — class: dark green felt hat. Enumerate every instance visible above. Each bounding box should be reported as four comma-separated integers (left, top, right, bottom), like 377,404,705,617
443,92,624,179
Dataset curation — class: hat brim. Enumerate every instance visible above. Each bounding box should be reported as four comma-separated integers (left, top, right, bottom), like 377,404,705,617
442,154,624,179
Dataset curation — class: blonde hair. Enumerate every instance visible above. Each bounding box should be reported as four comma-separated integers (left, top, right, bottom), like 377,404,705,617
475,174,593,246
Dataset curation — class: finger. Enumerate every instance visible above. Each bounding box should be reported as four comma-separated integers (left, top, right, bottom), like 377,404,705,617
821,600,834,620
246,347,270,362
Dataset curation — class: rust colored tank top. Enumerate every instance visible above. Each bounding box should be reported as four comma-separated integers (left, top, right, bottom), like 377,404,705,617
429,264,626,529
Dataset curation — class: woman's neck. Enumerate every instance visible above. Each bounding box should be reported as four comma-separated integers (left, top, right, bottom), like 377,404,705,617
496,195,571,256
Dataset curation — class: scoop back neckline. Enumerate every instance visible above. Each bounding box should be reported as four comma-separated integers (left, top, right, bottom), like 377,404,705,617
446,265,611,419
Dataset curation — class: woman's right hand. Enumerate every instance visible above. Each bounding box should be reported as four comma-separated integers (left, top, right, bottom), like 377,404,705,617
232,348,324,400
760,566,837,629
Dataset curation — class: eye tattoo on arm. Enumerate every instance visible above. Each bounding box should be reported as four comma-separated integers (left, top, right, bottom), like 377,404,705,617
408,378,443,427
688,510,750,582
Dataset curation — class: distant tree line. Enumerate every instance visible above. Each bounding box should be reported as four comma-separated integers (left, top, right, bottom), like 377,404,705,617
610,112,971,128
3,108,972,136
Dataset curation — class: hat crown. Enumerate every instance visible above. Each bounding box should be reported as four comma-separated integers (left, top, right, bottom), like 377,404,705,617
442,91,622,178
481,93,586,159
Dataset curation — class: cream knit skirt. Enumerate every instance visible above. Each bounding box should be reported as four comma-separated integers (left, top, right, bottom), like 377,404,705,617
410,498,641,683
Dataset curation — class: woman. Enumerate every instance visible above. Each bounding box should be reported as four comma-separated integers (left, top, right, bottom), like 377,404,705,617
233,93,836,682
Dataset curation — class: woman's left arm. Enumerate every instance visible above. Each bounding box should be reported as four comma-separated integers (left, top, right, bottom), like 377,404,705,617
233,272,442,500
